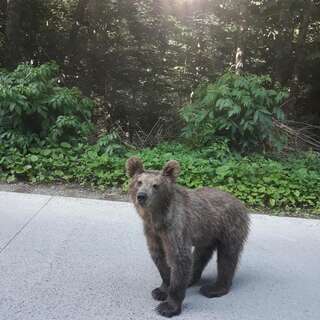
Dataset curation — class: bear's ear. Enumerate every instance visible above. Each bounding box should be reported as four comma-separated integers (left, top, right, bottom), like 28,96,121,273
162,160,180,182
126,157,144,177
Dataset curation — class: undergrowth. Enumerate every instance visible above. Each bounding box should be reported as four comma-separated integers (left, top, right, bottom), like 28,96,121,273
1,142,319,214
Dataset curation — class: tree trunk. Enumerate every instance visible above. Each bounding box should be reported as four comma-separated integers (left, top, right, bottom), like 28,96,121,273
0,0,7,44
291,0,313,88
6,0,23,66
68,0,89,61
0,1,6,66
235,48,243,75
69,0,89,41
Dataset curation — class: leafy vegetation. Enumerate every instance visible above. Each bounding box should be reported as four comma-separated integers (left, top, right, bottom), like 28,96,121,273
181,73,289,152
1,0,319,134
1,142,319,214
0,0,319,217
0,63,319,215
0,63,93,151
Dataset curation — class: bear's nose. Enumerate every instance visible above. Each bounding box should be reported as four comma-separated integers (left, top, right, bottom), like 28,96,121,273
137,192,147,204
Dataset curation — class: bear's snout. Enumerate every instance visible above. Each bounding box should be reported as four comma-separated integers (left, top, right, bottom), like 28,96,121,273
137,192,147,205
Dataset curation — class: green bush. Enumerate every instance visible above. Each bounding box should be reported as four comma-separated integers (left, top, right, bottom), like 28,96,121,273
133,144,320,211
181,72,289,152
1,142,319,213
0,63,94,151
0,142,126,187
95,132,127,157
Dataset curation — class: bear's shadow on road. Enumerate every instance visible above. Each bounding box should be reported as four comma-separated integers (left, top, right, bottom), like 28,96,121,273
188,270,255,295
181,271,257,315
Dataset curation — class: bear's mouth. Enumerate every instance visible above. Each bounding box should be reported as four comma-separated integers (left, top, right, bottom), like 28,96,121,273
137,192,148,207
138,201,147,207
137,197,151,209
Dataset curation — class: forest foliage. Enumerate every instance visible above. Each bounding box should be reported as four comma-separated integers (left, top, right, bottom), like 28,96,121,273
1,1,320,213
181,72,288,152
1,0,320,134
0,63,93,151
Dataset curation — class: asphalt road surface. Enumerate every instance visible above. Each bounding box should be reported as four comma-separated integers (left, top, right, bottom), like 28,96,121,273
0,191,319,320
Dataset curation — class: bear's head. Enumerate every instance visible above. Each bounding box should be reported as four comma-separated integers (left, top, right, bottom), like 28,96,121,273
126,157,180,213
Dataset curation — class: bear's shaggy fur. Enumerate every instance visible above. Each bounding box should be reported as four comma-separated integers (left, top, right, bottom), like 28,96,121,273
126,157,250,317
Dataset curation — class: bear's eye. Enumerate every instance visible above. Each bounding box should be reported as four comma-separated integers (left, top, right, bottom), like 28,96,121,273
137,181,142,186
153,184,159,190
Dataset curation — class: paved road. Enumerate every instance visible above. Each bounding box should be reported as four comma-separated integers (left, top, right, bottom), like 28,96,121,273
0,191,319,320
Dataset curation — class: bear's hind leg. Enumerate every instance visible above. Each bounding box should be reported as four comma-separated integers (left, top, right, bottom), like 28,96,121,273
200,242,241,298
189,245,215,287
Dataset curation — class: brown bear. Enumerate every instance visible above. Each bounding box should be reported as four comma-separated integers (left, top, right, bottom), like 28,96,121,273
126,157,250,317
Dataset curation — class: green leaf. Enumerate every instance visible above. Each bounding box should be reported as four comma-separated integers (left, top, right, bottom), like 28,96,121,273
216,98,233,110
227,105,241,117
7,175,16,183
269,198,276,207
61,142,71,149
30,155,39,162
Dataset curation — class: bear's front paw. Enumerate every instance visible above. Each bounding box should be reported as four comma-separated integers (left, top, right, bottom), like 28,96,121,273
156,301,181,318
152,287,168,301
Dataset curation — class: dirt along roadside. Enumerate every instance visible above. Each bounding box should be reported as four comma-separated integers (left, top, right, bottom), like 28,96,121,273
0,182,318,220
0,182,128,202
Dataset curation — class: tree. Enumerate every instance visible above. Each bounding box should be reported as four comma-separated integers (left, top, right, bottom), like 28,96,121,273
0,0,319,134
5,0,23,66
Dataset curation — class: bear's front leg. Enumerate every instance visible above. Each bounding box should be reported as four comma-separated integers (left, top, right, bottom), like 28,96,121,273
145,226,171,301
157,232,192,317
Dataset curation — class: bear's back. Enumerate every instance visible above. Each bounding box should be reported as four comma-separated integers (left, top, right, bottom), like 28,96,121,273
183,186,249,246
